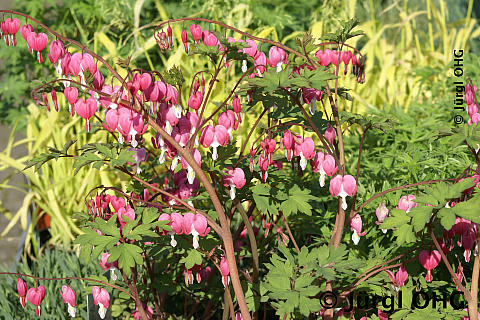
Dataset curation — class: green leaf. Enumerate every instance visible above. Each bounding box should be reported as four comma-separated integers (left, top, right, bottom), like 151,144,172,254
279,185,319,217
93,215,121,238
381,209,411,229
108,243,144,271
452,199,480,223
180,249,203,269
394,224,416,245
410,206,433,232
437,207,456,230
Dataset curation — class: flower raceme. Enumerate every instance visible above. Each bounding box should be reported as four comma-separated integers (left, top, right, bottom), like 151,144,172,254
329,174,357,210
158,212,209,249
60,285,77,318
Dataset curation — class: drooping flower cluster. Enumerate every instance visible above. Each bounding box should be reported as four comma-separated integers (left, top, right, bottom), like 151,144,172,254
159,211,210,249
315,49,365,83
465,83,480,126
445,217,478,263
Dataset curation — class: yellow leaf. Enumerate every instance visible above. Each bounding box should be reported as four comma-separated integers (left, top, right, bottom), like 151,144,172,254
96,32,117,58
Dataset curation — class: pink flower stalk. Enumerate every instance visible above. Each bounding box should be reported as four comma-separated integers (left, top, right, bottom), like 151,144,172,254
132,303,154,320
350,214,366,245
454,265,463,291
258,154,270,182
60,285,77,317
222,167,246,199
2,18,20,46
302,87,323,115
268,46,288,72
462,229,475,263
110,196,125,212
20,24,33,53
27,31,48,63
100,252,118,280
386,265,408,290
281,129,294,161
376,202,390,233
419,250,441,282
218,110,237,141
340,51,353,74
311,151,338,187
183,212,210,249
397,195,417,213
180,148,201,184
48,39,65,75
254,51,267,75
329,174,357,210
232,95,242,122
64,87,78,116
167,25,173,47
92,286,110,319
27,286,46,316
324,123,336,145
190,24,202,43
117,206,135,228
202,30,219,47
169,212,184,247
181,29,189,53
199,125,229,160
220,256,230,287
464,84,477,106
184,266,194,286
261,138,276,164
17,278,27,308
378,309,389,320
75,97,97,132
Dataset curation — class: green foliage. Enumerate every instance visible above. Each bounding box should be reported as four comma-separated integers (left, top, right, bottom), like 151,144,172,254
0,247,104,320
261,245,362,318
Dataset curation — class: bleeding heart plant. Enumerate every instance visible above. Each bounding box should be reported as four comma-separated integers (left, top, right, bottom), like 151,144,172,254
1,9,480,320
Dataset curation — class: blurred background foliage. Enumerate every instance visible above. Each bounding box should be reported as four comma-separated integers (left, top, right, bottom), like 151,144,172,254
0,0,479,260
1,0,478,124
